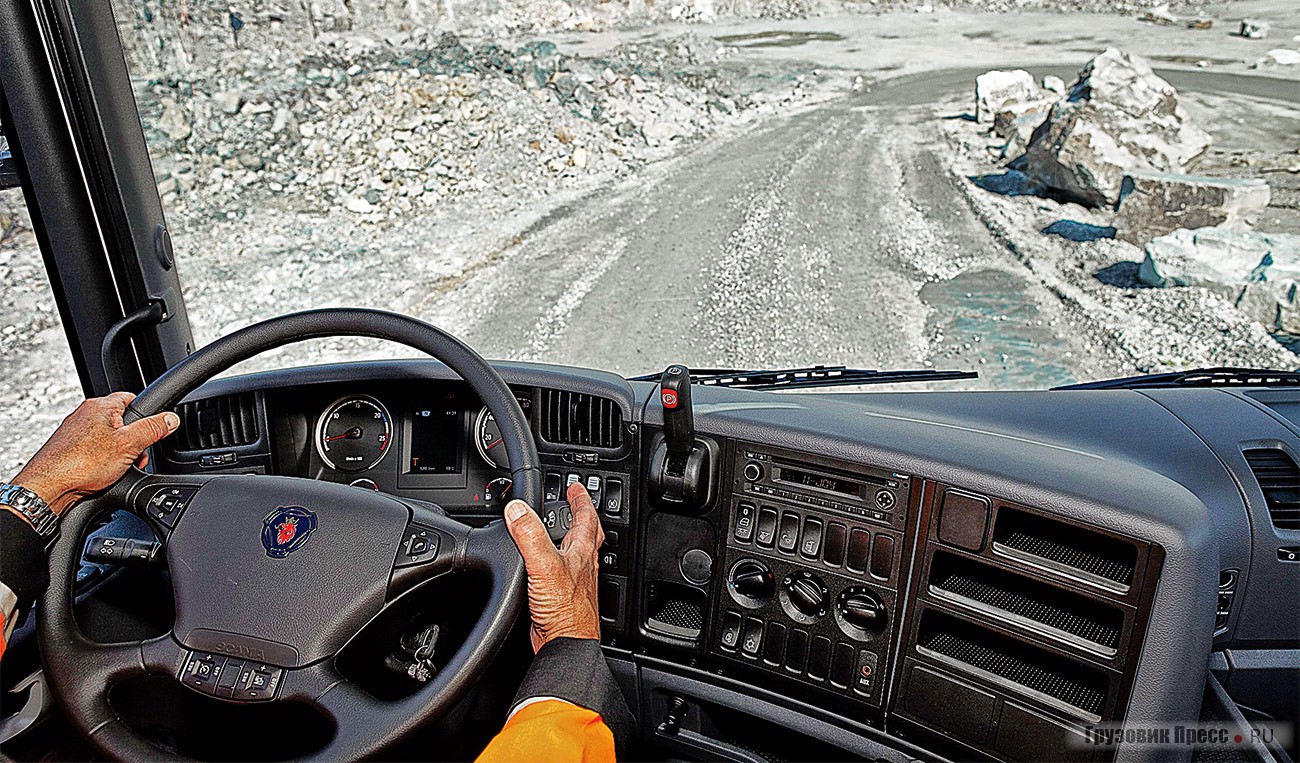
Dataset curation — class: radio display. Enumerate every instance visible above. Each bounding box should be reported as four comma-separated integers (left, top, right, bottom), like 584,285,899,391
408,406,463,474
777,466,864,499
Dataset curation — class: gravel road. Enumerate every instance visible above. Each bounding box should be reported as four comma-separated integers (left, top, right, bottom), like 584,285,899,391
424,67,1300,387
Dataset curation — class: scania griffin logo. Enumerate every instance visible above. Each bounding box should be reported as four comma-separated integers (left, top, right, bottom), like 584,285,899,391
262,506,317,558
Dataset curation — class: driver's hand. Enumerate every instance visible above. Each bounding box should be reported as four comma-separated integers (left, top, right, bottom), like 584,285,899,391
503,482,604,652
11,392,180,515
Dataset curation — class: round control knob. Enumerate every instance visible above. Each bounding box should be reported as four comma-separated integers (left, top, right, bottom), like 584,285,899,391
836,587,887,639
727,559,774,607
742,462,764,482
781,571,828,622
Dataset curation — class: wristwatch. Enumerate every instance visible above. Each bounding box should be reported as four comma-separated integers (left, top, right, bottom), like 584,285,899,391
0,483,59,537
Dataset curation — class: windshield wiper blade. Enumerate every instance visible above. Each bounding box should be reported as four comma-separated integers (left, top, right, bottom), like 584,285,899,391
1053,367,1300,390
627,365,978,390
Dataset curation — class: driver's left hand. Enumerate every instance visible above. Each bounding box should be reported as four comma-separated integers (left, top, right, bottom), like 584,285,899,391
11,392,179,515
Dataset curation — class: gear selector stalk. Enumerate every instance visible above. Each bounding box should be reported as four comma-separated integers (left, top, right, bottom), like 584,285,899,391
648,365,716,513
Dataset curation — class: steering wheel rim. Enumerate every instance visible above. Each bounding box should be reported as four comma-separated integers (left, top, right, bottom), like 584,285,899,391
39,308,539,761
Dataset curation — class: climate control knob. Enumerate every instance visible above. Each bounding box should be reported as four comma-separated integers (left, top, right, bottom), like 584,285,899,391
727,559,774,607
836,587,887,639
781,571,828,622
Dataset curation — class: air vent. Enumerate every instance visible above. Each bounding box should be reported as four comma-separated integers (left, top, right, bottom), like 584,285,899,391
917,611,1108,719
538,389,624,449
1244,449,1300,531
992,508,1137,593
175,393,259,451
929,552,1123,655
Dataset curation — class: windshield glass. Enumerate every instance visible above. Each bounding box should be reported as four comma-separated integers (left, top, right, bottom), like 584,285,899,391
59,2,1300,390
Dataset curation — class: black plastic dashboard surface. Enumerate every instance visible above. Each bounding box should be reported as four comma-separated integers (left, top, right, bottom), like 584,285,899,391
151,359,1298,763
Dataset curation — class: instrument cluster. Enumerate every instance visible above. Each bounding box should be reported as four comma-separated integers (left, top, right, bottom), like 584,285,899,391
300,385,533,512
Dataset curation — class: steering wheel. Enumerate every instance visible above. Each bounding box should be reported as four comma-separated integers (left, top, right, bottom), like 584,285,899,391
38,309,539,760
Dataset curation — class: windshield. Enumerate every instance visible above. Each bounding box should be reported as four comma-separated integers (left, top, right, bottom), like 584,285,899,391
7,1,1300,412
117,0,1300,385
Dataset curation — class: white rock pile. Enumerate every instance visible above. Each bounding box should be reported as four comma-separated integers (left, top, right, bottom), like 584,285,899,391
1016,49,1211,208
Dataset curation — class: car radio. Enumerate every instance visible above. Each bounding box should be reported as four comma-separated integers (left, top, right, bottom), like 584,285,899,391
710,444,913,711
737,448,908,532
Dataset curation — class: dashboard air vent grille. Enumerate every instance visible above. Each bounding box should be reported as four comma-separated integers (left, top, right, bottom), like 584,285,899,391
176,393,259,451
1244,449,1300,531
539,389,624,449
930,553,1123,654
992,508,1137,592
918,611,1107,718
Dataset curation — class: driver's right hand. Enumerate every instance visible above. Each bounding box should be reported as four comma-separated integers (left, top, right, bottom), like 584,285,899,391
502,482,604,652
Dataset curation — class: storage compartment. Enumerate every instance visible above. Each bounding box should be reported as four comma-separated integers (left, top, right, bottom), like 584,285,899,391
992,508,1137,593
916,610,1109,720
646,581,706,640
929,552,1124,656
901,661,998,744
995,701,1094,763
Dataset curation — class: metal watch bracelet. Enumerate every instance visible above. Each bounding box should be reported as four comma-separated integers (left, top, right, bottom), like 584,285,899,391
0,483,59,537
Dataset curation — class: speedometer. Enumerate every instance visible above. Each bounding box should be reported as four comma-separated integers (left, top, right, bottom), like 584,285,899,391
315,396,393,472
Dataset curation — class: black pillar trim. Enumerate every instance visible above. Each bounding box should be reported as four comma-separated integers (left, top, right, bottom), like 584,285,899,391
0,0,194,397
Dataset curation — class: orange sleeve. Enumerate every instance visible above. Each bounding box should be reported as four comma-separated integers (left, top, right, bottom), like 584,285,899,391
0,611,7,662
475,699,616,763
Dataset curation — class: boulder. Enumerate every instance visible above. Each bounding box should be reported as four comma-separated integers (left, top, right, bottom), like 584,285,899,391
1257,49,1300,67
1018,49,1211,207
1115,172,1271,245
974,69,1040,124
1140,227,1300,333
1042,75,1067,96
993,97,1056,159
1239,19,1269,39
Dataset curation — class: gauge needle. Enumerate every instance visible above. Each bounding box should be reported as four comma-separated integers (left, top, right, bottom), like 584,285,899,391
325,427,363,442
485,438,503,450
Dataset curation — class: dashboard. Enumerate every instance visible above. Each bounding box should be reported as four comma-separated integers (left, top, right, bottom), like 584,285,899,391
153,359,1300,763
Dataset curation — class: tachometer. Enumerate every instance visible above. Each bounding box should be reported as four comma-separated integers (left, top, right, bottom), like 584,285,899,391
316,396,393,472
473,406,507,470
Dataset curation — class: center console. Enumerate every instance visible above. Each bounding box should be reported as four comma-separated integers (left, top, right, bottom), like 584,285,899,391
711,444,912,709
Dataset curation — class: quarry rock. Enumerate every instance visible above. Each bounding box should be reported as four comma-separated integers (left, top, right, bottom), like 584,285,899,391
1239,19,1269,39
1140,228,1300,332
1019,49,1211,207
974,69,1040,123
993,97,1057,159
1115,172,1272,245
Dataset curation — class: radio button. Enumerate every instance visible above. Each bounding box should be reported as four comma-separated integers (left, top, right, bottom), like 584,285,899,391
733,503,756,543
800,517,823,559
777,512,800,553
847,529,871,573
823,522,847,567
755,507,778,548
